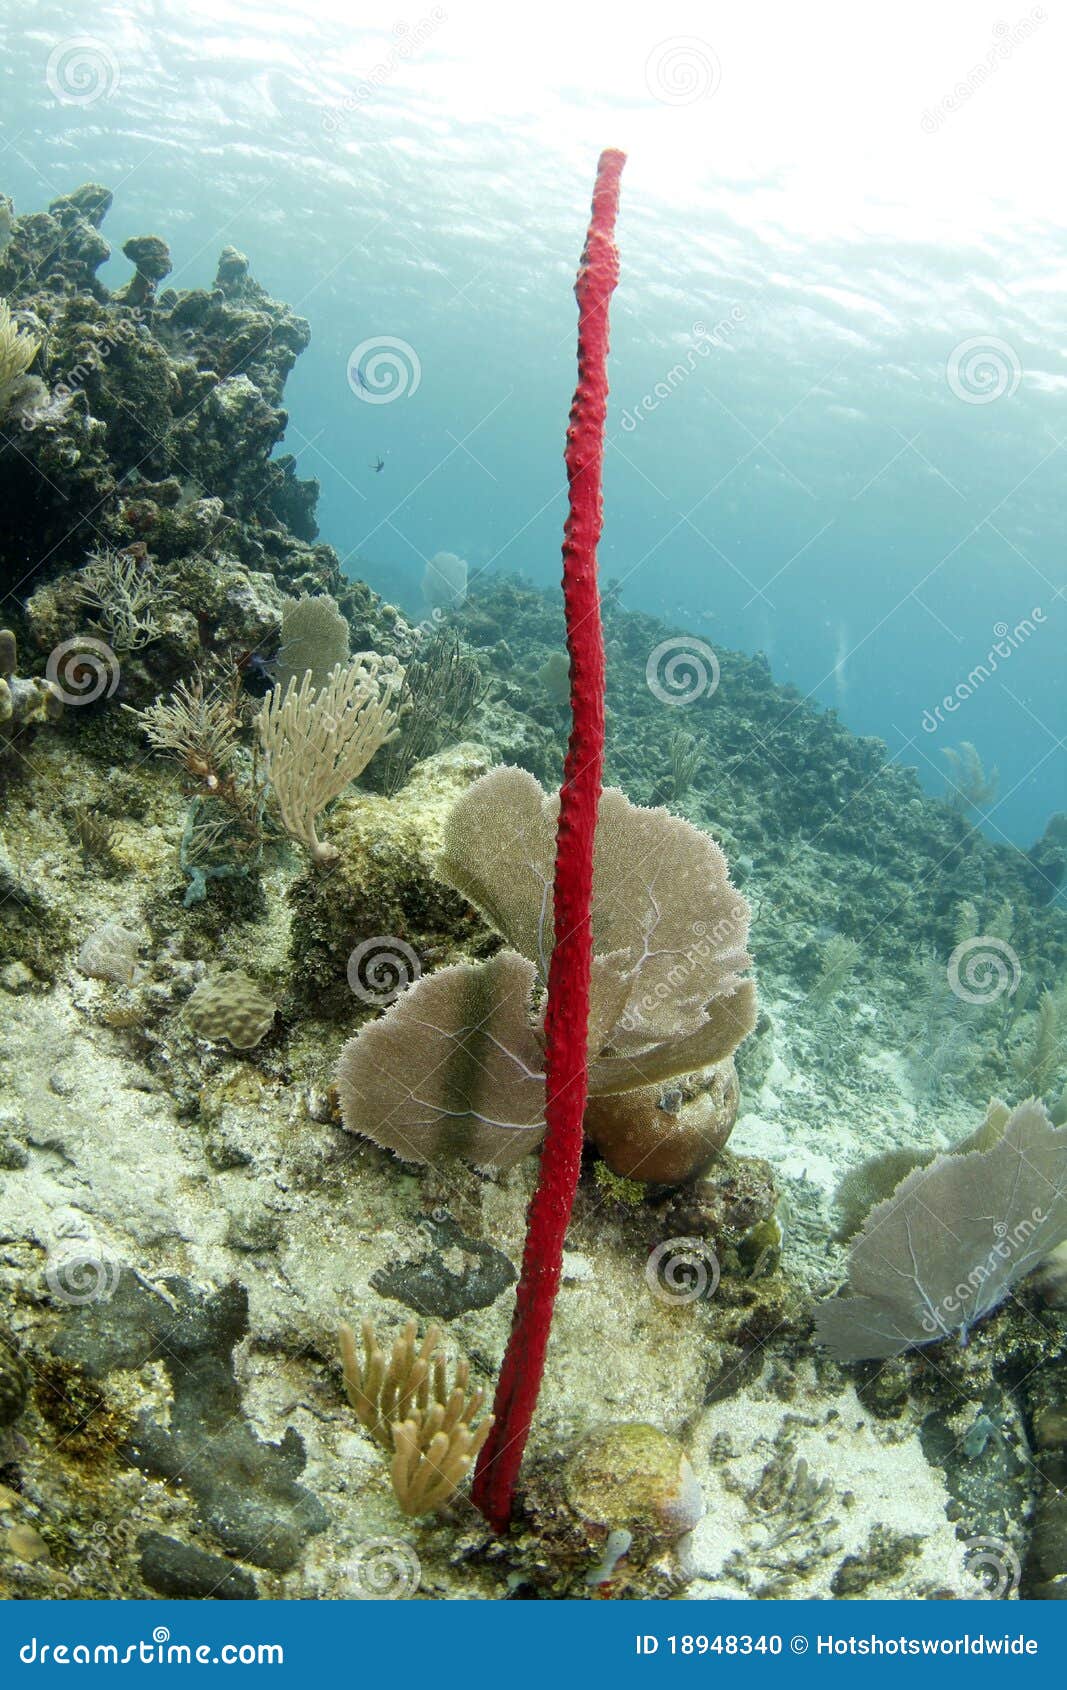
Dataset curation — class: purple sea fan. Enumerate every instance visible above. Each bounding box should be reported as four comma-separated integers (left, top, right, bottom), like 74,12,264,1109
814,1099,1067,1362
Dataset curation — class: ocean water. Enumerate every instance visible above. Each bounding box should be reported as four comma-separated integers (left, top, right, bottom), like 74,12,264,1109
4,0,1067,1617
4,0,1063,844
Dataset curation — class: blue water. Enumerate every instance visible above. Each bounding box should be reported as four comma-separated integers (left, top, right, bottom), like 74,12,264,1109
4,0,1064,844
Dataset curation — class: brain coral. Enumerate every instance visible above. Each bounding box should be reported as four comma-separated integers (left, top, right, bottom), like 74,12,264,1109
77,922,142,986
185,971,276,1049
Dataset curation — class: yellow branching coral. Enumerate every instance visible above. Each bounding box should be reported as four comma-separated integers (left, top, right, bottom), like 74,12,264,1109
339,1317,492,1516
0,297,40,415
339,1316,438,1448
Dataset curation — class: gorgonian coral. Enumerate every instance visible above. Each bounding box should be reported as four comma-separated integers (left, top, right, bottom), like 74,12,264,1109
256,654,405,867
334,767,756,1182
0,296,39,418
815,1098,1067,1361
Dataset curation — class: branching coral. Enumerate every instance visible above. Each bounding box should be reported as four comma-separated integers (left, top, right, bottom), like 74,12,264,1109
943,741,999,812
73,812,120,868
70,546,172,651
256,655,404,866
907,948,975,1102
650,727,701,805
178,798,262,907
376,627,485,796
1013,988,1064,1099
339,1317,491,1516
806,934,861,1019
134,672,242,783
0,296,39,418
130,665,264,901
725,1445,839,1591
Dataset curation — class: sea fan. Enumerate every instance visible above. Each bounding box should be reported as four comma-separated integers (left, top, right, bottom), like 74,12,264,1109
335,768,757,1171
814,1099,1067,1361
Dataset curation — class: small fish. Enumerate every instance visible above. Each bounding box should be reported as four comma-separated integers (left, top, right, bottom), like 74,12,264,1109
235,648,281,697
370,455,385,473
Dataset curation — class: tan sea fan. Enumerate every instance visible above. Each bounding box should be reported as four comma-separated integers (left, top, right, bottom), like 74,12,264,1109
339,1317,492,1516
815,1098,1067,1361
334,950,547,1169
335,767,757,1174
440,768,755,1050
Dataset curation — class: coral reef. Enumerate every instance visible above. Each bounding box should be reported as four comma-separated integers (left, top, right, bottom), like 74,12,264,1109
458,574,1063,986
2,173,1066,1603
49,1276,328,1570
1,184,406,717
0,628,63,757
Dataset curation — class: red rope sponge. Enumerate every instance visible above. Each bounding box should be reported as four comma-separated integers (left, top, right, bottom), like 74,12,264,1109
471,147,625,1533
